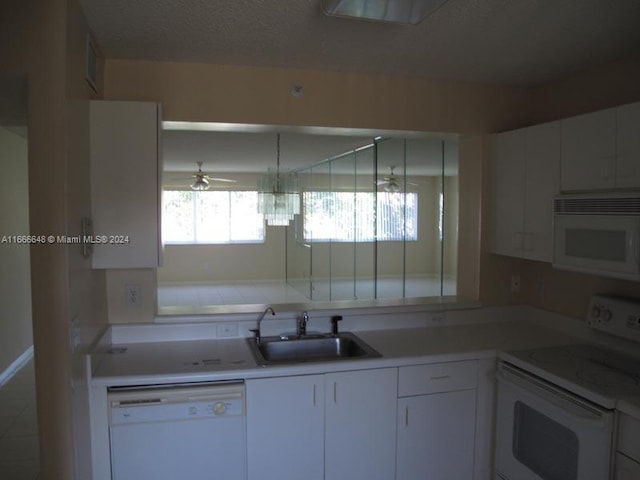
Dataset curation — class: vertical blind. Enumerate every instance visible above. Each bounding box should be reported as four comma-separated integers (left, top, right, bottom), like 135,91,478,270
303,191,418,242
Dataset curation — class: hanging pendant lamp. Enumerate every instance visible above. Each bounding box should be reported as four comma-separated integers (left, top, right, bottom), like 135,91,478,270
257,133,301,226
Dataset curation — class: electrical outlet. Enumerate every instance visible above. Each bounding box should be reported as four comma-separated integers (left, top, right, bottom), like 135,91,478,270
217,324,239,338
125,284,141,307
511,275,521,293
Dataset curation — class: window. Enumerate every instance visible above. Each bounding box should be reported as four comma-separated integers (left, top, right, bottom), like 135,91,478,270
303,191,418,242
162,190,264,244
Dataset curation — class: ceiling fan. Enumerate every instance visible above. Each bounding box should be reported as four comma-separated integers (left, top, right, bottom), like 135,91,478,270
376,166,417,192
190,161,236,191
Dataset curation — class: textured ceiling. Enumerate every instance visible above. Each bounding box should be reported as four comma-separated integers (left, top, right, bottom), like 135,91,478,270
79,0,640,175
80,0,640,87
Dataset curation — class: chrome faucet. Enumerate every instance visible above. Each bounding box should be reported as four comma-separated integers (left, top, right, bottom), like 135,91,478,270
297,311,309,337
250,306,275,343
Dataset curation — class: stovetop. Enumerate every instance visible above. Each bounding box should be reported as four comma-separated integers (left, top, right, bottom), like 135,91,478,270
500,295,640,409
500,343,640,409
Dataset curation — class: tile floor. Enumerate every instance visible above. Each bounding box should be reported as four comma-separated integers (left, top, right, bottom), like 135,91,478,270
0,358,39,480
158,275,457,308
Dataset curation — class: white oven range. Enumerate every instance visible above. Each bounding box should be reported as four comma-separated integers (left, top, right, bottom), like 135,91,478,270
495,295,640,480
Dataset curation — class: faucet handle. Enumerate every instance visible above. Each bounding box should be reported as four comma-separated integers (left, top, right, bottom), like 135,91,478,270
297,311,309,336
330,315,343,336
249,328,261,342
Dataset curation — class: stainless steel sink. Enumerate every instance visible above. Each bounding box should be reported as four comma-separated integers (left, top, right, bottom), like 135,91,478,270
247,332,381,366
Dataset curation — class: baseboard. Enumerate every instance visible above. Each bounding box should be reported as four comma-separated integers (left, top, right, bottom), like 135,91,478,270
0,345,34,387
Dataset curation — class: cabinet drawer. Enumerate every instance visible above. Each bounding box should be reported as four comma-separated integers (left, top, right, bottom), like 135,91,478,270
398,360,478,397
618,413,640,462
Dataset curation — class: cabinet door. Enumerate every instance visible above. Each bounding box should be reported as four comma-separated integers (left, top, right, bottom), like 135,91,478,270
560,108,616,191
396,389,476,480
616,102,640,188
615,453,640,480
490,129,526,257
90,100,161,268
246,375,324,480
325,368,397,480
523,121,560,262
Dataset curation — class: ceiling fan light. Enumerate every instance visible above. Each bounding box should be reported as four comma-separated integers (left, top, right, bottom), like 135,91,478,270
321,0,449,25
384,182,401,193
191,176,210,191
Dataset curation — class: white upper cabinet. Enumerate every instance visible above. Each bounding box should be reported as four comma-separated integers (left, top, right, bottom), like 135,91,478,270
523,121,561,261
560,101,640,192
560,107,616,191
616,102,640,188
490,128,526,258
490,121,560,262
90,100,162,269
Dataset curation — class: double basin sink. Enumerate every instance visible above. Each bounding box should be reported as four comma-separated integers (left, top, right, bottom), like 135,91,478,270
247,332,381,366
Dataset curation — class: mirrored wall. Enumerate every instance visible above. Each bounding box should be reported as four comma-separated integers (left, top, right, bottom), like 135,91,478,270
286,137,458,302
157,128,458,311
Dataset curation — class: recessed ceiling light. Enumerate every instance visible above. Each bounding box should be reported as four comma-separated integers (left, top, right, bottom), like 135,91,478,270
321,0,449,25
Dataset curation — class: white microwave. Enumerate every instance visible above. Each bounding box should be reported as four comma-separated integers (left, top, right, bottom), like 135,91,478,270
553,193,640,281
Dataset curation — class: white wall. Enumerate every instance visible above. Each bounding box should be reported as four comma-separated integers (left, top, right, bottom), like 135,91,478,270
158,228,287,284
101,54,532,322
0,127,32,374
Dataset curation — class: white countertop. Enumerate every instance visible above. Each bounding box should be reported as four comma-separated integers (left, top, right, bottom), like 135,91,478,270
92,319,580,387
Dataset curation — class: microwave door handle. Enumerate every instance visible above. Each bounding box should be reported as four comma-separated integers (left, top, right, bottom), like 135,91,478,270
497,369,609,430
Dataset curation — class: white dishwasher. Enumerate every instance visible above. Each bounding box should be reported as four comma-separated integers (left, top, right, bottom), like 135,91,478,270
108,382,246,480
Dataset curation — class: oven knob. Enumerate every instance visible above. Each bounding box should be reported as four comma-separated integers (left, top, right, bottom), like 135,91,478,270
602,309,612,322
591,305,602,319
213,402,227,415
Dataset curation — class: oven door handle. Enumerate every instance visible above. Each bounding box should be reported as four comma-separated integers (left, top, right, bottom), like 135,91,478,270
630,228,640,266
497,366,611,430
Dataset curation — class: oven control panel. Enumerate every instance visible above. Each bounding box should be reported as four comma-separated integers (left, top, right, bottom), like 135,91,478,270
587,295,640,342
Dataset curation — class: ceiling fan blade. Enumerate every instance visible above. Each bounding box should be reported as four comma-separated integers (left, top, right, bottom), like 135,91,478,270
207,177,237,183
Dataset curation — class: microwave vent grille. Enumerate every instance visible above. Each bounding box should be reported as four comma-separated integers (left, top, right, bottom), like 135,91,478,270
554,196,640,215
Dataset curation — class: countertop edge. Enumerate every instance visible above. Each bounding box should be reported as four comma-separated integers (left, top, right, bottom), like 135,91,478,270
91,348,498,387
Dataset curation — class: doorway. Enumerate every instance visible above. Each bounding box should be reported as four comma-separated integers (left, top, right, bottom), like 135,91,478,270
0,73,39,480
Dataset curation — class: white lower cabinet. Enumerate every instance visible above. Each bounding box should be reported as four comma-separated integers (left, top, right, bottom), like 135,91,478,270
616,453,640,480
396,361,478,480
246,374,325,480
616,413,640,480
325,368,398,480
397,390,476,480
246,368,398,480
